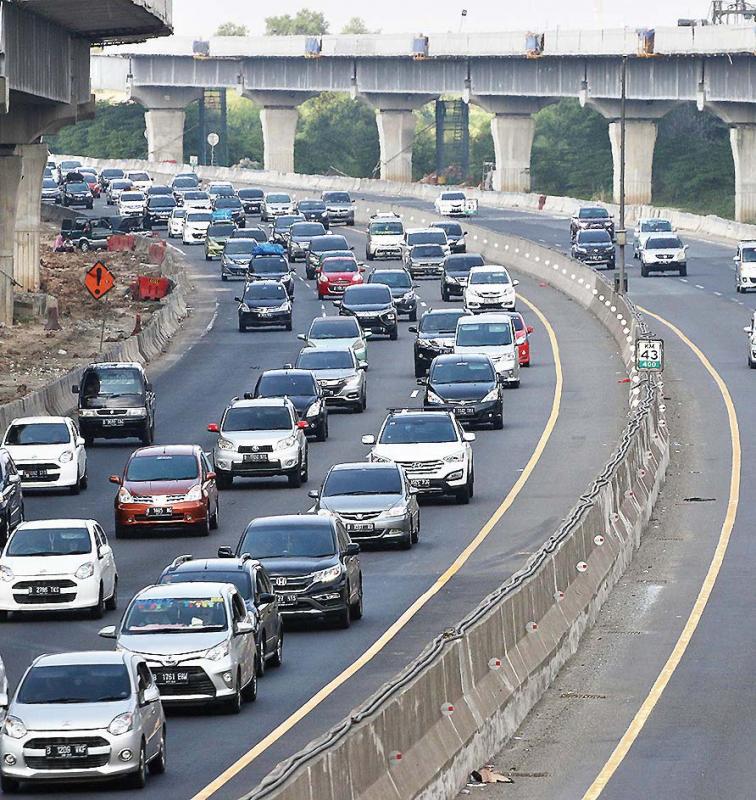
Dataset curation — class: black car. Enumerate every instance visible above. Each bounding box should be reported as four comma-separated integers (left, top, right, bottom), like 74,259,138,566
147,184,173,197
269,214,305,246
570,206,615,240
231,226,268,242
431,221,467,253
253,369,328,441
98,168,125,191
229,514,363,628
420,353,503,428
409,308,471,377
60,216,113,252
248,254,295,298
59,180,92,209
367,268,418,321
296,199,330,226
337,284,398,340
143,195,177,228
307,234,352,279
238,188,265,215
571,230,616,269
220,239,257,279
287,221,327,262
158,554,284,674
236,281,292,332
214,196,246,227
441,253,485,301
0,448,24,546
171,175,200,204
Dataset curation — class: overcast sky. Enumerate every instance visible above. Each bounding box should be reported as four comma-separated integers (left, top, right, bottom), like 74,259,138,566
173,1,711,36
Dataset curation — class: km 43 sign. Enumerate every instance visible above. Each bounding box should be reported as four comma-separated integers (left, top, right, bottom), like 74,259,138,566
635,337,664,372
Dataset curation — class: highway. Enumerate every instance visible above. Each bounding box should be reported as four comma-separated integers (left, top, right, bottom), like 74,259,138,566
1,188,627,799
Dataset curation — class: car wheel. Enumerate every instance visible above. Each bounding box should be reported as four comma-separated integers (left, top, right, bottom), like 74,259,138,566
114,524,130,540
399,531,413,550
105,577,118,611
0,774,20,793
334,595,352,629
255,640,266,677
139,422,153,446
216,470,233,490
69,469,81,495
455,483,471,505
316,418,327,443
90,584,105,619
288,462,303,488
301,449,309,482
205,254,211,261
238,319,246,332
127,744,148,789
195,514,211,537
389,327,398,341
441,286,449,302
414,361,426,378
679,265,687,277
225,676,243,714
148,730,167,775
79,240,90,252
270,629,284,667
80,470,88,490
640,263,649,277
285,319,293,332
366,251,373,261
493,411,504,430
411,513,420,544
350,581,364,619
241,666,257,702
209,498,220,529
409,308,417,322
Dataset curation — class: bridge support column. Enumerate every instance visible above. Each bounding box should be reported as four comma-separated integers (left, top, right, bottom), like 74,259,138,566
375,109,416,183
14,142,48,292
0,149,23,326
129,86,203,165
259,107,299,173
707,103,756,223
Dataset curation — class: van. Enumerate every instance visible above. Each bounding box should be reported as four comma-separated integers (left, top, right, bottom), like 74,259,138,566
734,240,756,293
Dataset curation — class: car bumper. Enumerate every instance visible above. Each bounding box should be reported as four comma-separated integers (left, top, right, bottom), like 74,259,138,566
465,298,516,312
349,313,397,333
408,263,444,276
242,202,263,214
15,460,78,488
79,416,147,439
326,210,354,223
739,273,756,288
221,261,251,278
393,297,417,314
402,469,468,495
214,446,299,476
369,245,403,259
146,657,240,705
643,258,685,270
239,309,291,327
0,575,101,611
318,381,363,405
425,399,500,424
115,499,208,531
338,514,412,542
273,580,348,617
575,253,615,266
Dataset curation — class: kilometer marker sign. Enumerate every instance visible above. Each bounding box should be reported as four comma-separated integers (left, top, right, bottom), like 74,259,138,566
635,337,664,372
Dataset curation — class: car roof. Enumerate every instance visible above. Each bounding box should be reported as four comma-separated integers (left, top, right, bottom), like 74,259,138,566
85,361,143,370
15,519,94,531
133,582,233,599
260,369,314,379
386,409,453,420
459,312,515,324
432,352,492,365
406,228,438,234
330,461,400,472
738,240,756,247
34,651,130,668
469,265,509,273
228,397,292,409
131,444,199,457
164,557,260,574
245,279,286,288
247,514,333,528
8,416,71,426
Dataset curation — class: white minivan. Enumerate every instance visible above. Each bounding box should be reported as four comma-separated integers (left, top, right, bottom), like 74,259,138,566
454,313,520,388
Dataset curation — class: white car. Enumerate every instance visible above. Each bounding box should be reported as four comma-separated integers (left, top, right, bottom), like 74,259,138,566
167,207,187,238
106,178,133,205
464,266,518,313
365,213,405,261
117,190,146,218
182,210,213,245
0,653,7,712
3,416,87,493
208,182,235,201
182,190,213,210
361,409,475,504
262,192,295,221
640,234,687,277
125,170,152,193
434,190,477,217
633,217,673,257
455,313,520,387
0,519,118,618
744,312,756,368
734,240,756,294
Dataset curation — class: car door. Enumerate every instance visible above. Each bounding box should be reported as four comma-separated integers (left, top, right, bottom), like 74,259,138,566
93,524,116,597
201,452,218,516
253,567,275,654
0,452,22,529
336,522,358,603
69,419,86,478
135,661,161,756
230,591,255,683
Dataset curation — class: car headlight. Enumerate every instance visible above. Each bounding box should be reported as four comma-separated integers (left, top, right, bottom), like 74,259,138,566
318,275,328,284
482,388,499,402
402,291,415,300
277,303,291,312
445,274,458,284
75,561,95,580
78,408,97,417
443,451,466,463
0,565,14,582
306,400,322,417
184,484,203,502
575,247,587,253
275,435,297,451
217,437,235,451
426,390,444,404
117,486,134,503
385,503,408,518
108,712,133,736
205,642,230,661
344,374,362,388
59,450,74,463
240,303,250,313
4,716,26,739
126,408,146,417
312,565,343,584
678,250,686,260
370,452,392,463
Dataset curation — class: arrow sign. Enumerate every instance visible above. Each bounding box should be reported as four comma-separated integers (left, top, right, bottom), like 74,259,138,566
84,261,115,300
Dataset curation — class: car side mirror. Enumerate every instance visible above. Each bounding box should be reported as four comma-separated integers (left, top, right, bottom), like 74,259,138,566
512,279,520,286
258,592,275,604
71,384,79,394
76,437,85,447
297,333,306,341
98,544,111,559
408,326,417,333
207,423,219,433
361,434,376,446
333,300,342,307
357,361,368,370
744,326,752,333
307,489,319,499
217,546,234,558
109,474,121,485
463,432,476,442
98,625,117,639
416,377,427,385
527,325,534,334
235,621,254,636
206,471,216,481
140,684,160,706
349,246,355,251
234,296,242,303
733,256,739,262
346,543,360,556
363,330,372,338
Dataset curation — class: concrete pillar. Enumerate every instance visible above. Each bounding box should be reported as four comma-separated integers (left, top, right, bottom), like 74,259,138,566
730,125,756,224
490,115,536,193
14,142,48,292
375,109,416,183
144,108,186,164
0,149,23,326
607,119,657,205
259,107,299,174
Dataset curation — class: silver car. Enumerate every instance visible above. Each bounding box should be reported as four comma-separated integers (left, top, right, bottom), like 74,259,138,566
99,582,257,713
0,651,165,792
297,315,371,366
295,346,367,413
0,653,7,713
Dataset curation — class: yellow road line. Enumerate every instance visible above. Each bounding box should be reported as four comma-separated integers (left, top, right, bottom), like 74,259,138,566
192,293,563,800
581,305,741,800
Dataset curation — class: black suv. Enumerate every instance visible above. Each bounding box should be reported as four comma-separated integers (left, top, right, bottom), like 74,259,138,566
59,179,92,209
287,221,327,262
236,281,292,331
98,168,125,191
248,254,295,298
214,196,246,227
420,353,503,428
337,284,398,340
441,253,485,301
410,308,471,377
431,221,466,253
570,206,615,240
253,369,328,441
144,195,177,228
238,188,265,215
296,199,330,226
231,514,363,628
0,448,24,546
571,230,616,269
367,268,418,321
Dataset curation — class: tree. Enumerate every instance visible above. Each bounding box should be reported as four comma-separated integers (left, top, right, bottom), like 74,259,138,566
215,22,249,36
265,9,329,36
341,17,372,34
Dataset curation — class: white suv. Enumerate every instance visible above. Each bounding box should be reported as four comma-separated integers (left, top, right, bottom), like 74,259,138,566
365,213,405,261
362,410,475,504
167,207,187,238
455,313,520,387
464,266,518,312
640,234,688,277
182,210,213,244
3,416,87,493
734,240,756,293
117,191,146,218
209,398,308,489
125,170,152,193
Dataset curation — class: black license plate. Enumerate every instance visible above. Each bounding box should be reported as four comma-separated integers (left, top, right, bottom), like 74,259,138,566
410,478,431,488
157,671,189,685
321,388,334,396
31,585,60,595
455,407,475,415
46,743,88,759
146,507,172,517
347,522,375,532
279,594,299,605
102,418,125,427
243,453,268,462
24,469,47,479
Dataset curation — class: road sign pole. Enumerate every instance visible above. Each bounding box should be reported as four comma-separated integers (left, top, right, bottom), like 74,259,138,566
99,303,107,354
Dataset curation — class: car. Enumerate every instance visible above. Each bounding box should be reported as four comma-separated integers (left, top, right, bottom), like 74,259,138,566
238,187,265,215
295,346,367,413
404,227,450,259
0,651,166,793
167,207,187,238
109,444,219,539
570,206,614,240
146,184,172,198
433,190,477,217
633,218,674,257
59,216,112,252
362,409,475,503
430,220,467,253
297,316,371,364
143,195,177,228
287,221,327,261
125,170,152,193
410,308,472,377
208,397,308,488
55,159,81,183
171,174,199,204
337,283,398,340
640,234,688,277
296,198,330,225
455,313,520,387
220,238,257,280
248,252,295,297
405,243,447,278
321,191,355,226
253,369,328,441
366,268,418,320
2,416,87,493
734,240,756,293
269,214,305,246
59,180,93,209
507,311,534,367
117,190,147,218
0,449,23,547
744,312,756,368
464,266,518,313
236,280,293,331
317,255,363,299
0,653,7,713
420,353,503,428
41,178,59,203
204,221,236,260
79,169,101,198
213,196,246,227
230,514,363,626
571,229,616,269
106,178,133,205
440,253,486,301
158,554,284,674
73,361,156,446
98,167,125,191
99,582,257,711
182,190,212,211
308,462,419,549
182,210,213,245
207,182,236,202
261,192,295,221
306,235,353,279
0,519,117,618
365,213,404,261
231,225,268,242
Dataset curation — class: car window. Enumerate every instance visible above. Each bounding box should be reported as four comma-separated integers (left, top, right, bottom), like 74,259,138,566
647,237,682,249
5,526,92,556
222,406,292,432
741,247,756,262
578,208,609,219
309,317,360,338
257,374,316,397
267,194,291,203
419,312,467,334
240,521,337,558
126,454,199,482
244,283,288,301
322,259,357,274
136,662,152,691
232,593,247,622
123,595,228,633
457,321,513,346
369,221,403,234
577,231,612,244
379,415,457,444
5,422,70,446
431,360,495,384
344,285,391,303
369,271,411,288
18,663,132,704
296,349,354,370
469,270,510,285
323,466,402,496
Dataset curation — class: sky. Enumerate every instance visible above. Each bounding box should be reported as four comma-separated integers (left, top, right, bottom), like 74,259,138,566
172,0,712,36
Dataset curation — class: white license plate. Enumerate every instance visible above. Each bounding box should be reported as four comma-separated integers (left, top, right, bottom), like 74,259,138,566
347,522,375,532
455,407,475,415
31,585,60,595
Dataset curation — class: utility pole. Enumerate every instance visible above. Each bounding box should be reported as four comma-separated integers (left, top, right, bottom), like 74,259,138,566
617,55,628,296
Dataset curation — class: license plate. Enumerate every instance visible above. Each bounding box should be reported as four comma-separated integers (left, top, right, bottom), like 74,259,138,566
347,522,375,532
157,671,189,685
146,506,172,517
102,418,124,426
31,585,60,595
410,478,431,488
243,453,268,462
321,388,334,396
46,744,88,759
455,407,475,415
279,594,298,605
24,469,47,479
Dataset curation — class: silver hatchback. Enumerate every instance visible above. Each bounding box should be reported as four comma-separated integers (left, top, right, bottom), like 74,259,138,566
295,346,367,413
1,651,165,792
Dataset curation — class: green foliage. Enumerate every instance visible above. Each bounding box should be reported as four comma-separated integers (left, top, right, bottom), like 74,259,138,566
411,104,436,180
341,17,372,34
265,9,329,35
215,22,249,36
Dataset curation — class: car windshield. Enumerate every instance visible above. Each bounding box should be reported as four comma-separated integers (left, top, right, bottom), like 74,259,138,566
323,466,402,497
239,189,264,199
291,223,325,236
185,192,209,201
67,183,89,192
310,318,360,338
408,232,446,247
431,360,494,384
148,186,171,194
298,201,326,211
171,209,187,219
419,312,467,334
240,522,336,558
60,161,81,170
250,257,287,274
173,177,198,188
324,192,351,203
434,222,463,236
150,198,175,207
257,374,315,397
208,224,234,238
297,349,354,369
6,526,91,557
578,231,611,244
188,212,212,223
647,237,682,249
274,216,303,230
126,454,198,482
371,271,411,288
446,255,484,273
161,570,252,600
311,236,348,253
123,596,228,633
233,228,267,241
457,322,513,346
224,240,255,255
380,415,457,444
223,406,291,431
211,186,234,196
18,664,131,704
345,286,391,304
82,367,142,397
42,179,57,189
121,193,143,202
111,181,132,190
442,192,466,201
129,173,149,181
215,198,241,208
741,247,756,262
267,194,291,203
640,220,672,232
470,271,510,285
102,169,124,179
579,208,609,219
5,422,70,446
322,259,357,274
244,284,287,301
370,221,403,235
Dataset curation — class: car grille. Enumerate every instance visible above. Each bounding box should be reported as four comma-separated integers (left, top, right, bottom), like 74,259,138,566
238,444,274,453
270,574,312,591
15,462,61,482
26,737,109,749
93,409,128,417
339,511,383,521
151,666,216,697
395,460,445,475
12,580,77,604
131,494,185,504
25,754,110,770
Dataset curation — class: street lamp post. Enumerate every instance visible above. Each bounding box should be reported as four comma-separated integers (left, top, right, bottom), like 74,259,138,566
616,55,628,296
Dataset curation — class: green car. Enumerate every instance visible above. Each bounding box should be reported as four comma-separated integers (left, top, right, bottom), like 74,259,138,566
204,222,236,261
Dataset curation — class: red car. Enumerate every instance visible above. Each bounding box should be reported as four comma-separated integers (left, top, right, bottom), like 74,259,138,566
317,255,364,299
508,312,534,366
110,444,219,538
80,171,101,198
